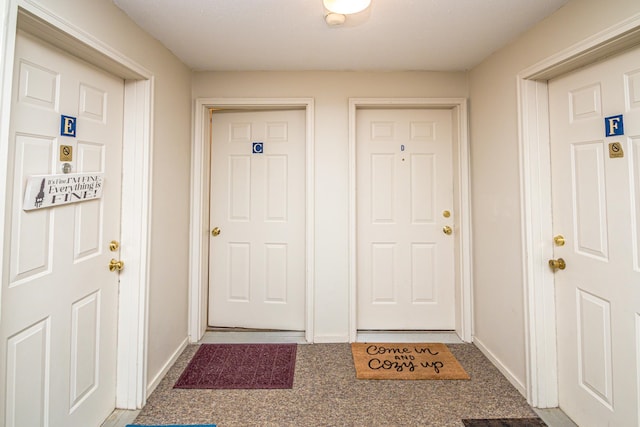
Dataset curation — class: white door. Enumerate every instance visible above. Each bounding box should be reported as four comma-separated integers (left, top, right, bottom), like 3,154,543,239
549,46,640,426
208,109,306,330
0,32,124,427
356,109,455,329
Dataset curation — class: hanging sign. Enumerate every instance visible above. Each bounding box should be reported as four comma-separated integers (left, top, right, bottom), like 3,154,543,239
604,114,624,137
23,173,104,211
252,142,264,154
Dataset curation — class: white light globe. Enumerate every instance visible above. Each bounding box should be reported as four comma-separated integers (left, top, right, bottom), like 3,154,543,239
322,0,371,14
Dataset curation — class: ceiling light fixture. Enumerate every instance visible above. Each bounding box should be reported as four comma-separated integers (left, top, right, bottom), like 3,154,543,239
325,12,347,26
323,0,371,15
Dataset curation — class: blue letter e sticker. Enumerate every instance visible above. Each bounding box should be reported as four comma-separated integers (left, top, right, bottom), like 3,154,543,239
60,115,77,137
604,114,624,137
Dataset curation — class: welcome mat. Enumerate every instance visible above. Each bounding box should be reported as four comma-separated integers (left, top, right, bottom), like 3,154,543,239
174,343,297,389
127,425,216,427
351,343,470,380
462,419,546,427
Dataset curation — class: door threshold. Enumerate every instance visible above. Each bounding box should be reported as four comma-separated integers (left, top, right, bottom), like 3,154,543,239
356,330,463,343
534,408,577,427
200,329,307,344
100,409,140,427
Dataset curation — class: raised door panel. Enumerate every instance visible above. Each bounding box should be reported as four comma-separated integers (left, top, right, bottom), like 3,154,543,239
410,154,435,224
576,289,613,409
571,142,609,260
228,156,251,221
265,155,288,222
10,135,54,285
370,154,395,223
411,243,436,303
265,244,288,302
69,292,100,411
631,137,640,271
5,319,50,427
371,243,396,303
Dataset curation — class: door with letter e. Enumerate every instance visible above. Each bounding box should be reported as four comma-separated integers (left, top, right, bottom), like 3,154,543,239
1,32,124,427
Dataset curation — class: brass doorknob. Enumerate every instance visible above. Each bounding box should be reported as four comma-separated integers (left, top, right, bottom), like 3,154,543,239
553,235,565,246
212,227,221,237
109,259,124,272
548,258,566,271
443,226,453,235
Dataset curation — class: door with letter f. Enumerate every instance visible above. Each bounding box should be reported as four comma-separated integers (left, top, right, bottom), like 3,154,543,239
548,45,640,426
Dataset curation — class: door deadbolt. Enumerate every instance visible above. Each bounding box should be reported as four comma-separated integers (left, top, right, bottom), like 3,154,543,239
109,240,120,252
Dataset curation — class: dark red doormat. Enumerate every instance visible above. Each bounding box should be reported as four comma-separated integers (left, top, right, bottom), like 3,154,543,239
174,343,297,389
462,418,546,427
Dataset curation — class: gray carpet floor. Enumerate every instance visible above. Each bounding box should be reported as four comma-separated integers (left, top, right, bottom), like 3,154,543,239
133,343,540,427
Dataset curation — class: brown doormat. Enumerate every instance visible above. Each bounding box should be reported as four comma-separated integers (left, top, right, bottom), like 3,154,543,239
351,343,470,380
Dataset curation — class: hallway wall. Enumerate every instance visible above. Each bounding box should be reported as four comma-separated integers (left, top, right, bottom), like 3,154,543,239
469,0,640,394
0,0,192,396
5,0,638,410
192,71,469,341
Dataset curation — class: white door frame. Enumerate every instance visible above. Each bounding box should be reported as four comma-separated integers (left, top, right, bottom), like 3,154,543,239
517,14,640,408
0,1,154,409
189,98,315,343
348,98,473,342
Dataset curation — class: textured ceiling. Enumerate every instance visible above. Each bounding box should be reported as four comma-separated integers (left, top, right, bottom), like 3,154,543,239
113,0,569,71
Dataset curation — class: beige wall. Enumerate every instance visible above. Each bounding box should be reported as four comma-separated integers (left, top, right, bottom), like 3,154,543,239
469,0,640,389
9,0,193,389
9,0,639,406
192,71,469,341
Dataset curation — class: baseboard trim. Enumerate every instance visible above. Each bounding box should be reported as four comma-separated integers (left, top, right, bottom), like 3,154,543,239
473,337,527,397
145,337,189,397
313,334,350,343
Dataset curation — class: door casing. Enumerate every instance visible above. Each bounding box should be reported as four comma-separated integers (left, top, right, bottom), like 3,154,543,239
348,98,473,343
189,98,315,343
0,1,153,409
517,13,640,408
